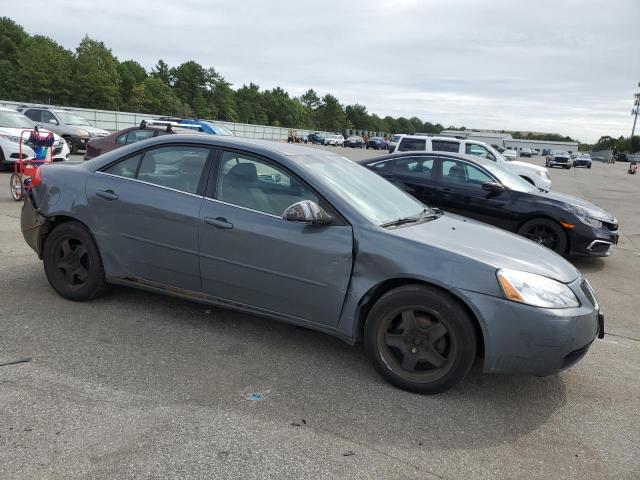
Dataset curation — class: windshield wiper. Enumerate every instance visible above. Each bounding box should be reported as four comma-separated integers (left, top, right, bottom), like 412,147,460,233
381,208,442,228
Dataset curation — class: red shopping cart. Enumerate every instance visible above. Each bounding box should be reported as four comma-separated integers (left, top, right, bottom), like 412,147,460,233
9,127,54,201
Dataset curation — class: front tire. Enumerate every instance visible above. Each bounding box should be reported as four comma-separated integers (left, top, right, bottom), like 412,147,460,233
64,137,77,154
517,218,568,254
364,285,477,394
43,221,108,300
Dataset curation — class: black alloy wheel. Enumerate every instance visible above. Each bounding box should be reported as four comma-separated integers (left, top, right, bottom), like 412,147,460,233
364,285,476,394
43,222,108,300
517,218,567,254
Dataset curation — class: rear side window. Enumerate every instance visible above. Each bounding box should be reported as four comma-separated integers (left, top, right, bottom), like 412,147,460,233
125,129,155,144
431,140,460,153
398,137,426,152
24,109,42,122
104,153,142,178
102,146,210,194
393,156,435,179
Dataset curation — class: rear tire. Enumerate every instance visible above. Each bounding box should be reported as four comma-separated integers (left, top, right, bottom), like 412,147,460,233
43,221,108,300
517,218,568,254
364,285,477,394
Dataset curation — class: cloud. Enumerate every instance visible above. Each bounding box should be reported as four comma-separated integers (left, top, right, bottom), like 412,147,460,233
5,0,640,142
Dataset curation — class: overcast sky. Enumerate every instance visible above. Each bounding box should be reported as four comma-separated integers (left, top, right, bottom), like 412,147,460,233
6,0,640,142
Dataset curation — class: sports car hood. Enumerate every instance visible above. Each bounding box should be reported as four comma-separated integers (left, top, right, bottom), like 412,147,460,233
535,191,615,223
389,214,579,283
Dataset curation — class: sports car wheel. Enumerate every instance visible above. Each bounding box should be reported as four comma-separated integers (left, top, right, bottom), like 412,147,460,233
518,218,567,254
364,285,477,394
43,222,108,300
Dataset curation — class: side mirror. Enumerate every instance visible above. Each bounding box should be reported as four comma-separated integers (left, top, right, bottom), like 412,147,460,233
283,200,333,225
482,182,505,193
48,118,58,125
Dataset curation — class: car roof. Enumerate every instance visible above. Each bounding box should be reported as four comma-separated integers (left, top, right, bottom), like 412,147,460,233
355,151,496,167
118,134,344,157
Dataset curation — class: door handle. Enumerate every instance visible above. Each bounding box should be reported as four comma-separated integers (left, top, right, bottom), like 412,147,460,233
204,217,233,229
96,189,119,200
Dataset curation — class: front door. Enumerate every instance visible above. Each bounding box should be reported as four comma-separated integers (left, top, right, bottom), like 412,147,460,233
198,150,353,327
86,144,213,290
436,158,514,229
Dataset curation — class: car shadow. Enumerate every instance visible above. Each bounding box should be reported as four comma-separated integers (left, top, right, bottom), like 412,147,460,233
570,256,606,274
78,286,568,452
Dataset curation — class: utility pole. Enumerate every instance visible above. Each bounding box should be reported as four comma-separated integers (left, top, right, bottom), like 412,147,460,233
632,82,640,139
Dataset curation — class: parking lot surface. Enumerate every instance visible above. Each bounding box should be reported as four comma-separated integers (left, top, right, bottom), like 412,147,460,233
1,149,639,479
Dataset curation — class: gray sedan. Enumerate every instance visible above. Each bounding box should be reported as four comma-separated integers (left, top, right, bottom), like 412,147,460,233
20,136,603,393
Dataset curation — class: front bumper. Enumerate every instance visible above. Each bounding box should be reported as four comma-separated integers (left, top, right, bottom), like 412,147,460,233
458,277,601,376
573,160,592,167
568,222,618,256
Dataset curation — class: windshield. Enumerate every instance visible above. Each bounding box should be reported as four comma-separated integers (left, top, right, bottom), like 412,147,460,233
552,151,569,156
204,122,234,136
0,111,35,129
482,162,540,193
56,112,91,126
298,154,430,225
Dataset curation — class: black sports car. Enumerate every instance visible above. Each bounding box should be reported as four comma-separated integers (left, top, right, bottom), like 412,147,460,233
359,152,618,256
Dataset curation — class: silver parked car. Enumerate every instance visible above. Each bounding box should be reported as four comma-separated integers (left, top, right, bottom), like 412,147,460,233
21,136,603,394
18,106,109,153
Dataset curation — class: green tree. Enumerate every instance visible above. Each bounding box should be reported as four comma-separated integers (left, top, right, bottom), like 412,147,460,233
236,83,267,124
139,76,190,116
118,60,147,111
0,17,30,100
151,59,172,86
73,35,120,109
20,35,74,105
345,104,370,130
316,94,345,132
171,60,211,117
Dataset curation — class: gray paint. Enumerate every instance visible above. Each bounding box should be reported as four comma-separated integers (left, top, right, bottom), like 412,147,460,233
25,135,599,375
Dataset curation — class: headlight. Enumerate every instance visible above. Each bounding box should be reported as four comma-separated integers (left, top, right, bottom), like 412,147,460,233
0,134,22,143
76,128,89,136
536,170,550,179
496,269,579,309
576,215,603,229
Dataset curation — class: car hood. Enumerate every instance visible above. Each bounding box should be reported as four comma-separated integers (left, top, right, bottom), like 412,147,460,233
0,127,62,142
535,191,615,222
82,125,109,135
510,160,547,172
389,213,579,283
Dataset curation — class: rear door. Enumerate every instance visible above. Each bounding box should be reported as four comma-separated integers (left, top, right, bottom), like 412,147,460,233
86,144,213,290
197,149,353,327
436,158,515,228
387,155,441,207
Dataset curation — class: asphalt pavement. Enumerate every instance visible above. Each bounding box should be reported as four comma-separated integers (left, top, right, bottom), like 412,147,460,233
0,148,638,479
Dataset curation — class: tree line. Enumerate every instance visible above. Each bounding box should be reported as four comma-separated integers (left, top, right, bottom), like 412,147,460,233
4,16,637,150
0,17,445,135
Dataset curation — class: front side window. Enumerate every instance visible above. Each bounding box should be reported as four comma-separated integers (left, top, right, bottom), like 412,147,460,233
103,146,209,194
398,137,426,152
41,111,57,124
116,132,128,145
125,129,155,144
441,159,493,187
216,151,320,216
431,140,460,153
465,143,496,161
392,156,435,179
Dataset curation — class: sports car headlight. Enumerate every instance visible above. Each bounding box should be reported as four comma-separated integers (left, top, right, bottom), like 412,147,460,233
0,134,22,143
576,215,603,229
76,128,89,136
497,269,579,309
536,170,550,179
